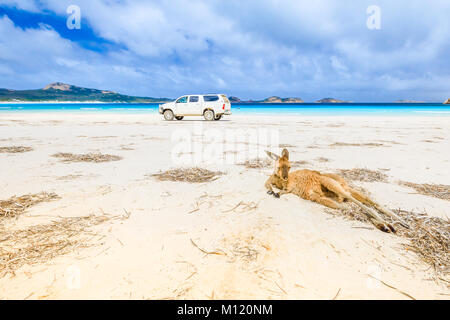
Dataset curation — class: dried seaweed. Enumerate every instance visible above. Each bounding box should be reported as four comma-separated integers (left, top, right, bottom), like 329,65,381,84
152,167,224,183
291,160,310,167
52,152,122,163
328,205,450,278
279,144,295,148
219,234,267,264
190,238,225,256
238,158,273,169
399,181,450,201
330,142,385,147
338,168,388,183
56,174,83,181
0,192,59,219
0,213,129,277
391,210,449,277
222,201,259,213
0,146,33,154
239,158,309,169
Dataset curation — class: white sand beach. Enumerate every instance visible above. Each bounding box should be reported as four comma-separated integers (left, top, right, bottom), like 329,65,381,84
0,112,449,300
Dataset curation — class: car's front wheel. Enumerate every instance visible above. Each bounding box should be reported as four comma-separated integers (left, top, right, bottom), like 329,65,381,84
175,116,184,120
163,110,174,121
214,114,222,121
203,109,215,121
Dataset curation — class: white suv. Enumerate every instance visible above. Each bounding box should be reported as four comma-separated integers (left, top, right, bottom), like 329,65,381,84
159,94,232,121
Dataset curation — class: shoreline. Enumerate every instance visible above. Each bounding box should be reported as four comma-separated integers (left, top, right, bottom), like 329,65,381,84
1,109,450,118
0,101,167,104
1,111,449,118
0,101,447,105
1,101,449,118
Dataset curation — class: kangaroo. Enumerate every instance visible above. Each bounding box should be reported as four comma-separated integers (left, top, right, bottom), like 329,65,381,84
265,149,409,233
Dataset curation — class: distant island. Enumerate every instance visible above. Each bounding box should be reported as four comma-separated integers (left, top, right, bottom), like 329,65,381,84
228,96,304,103
395,100,426,103
1,83,448,104
0,82,172,103
262,96,304,103
230,96,351,103
230,97,354,103
228,96,242,103
315,98,348,103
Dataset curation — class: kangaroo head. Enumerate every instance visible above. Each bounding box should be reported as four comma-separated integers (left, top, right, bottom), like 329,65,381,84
266,148,291,181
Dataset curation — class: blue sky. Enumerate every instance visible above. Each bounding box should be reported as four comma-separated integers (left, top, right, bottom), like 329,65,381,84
0,0,449,101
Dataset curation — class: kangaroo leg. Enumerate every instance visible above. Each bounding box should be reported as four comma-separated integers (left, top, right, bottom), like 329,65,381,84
319,176,395,233
265,176,285,198
350,200,396,233
319,176,353,200
350,188,374,205
265,176,275,195
322,174,383,209
326,173,409,229
309,192,344,210
272,189,290,198
350,188,410,229
322,173,348,186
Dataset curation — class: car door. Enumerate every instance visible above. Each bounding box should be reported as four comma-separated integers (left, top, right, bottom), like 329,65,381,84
188,95,202,115
174,96,188,114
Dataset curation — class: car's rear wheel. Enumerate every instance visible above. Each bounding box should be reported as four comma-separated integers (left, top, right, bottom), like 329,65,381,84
214,114,222,121
175,116,184,120
163,110,174,121
203,109,215,121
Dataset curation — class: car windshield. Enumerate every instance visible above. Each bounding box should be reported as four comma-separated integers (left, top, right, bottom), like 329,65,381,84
203,95,219,102
176,96,188,103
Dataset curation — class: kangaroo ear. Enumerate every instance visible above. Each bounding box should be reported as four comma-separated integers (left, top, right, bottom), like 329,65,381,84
281,148,289,160
266,151,280,161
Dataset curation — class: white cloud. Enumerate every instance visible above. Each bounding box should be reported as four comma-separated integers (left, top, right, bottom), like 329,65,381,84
1,0,40,12
0,0,449,101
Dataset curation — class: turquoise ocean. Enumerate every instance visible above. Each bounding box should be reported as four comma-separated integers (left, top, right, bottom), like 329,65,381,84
0,103,449,116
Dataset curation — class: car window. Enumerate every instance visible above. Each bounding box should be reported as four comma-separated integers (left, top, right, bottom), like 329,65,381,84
176,96,188,103
203,95,219,102
189,96,199,103
221,95,230,103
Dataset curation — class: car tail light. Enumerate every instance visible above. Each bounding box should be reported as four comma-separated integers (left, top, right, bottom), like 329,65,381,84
223,104,225,110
